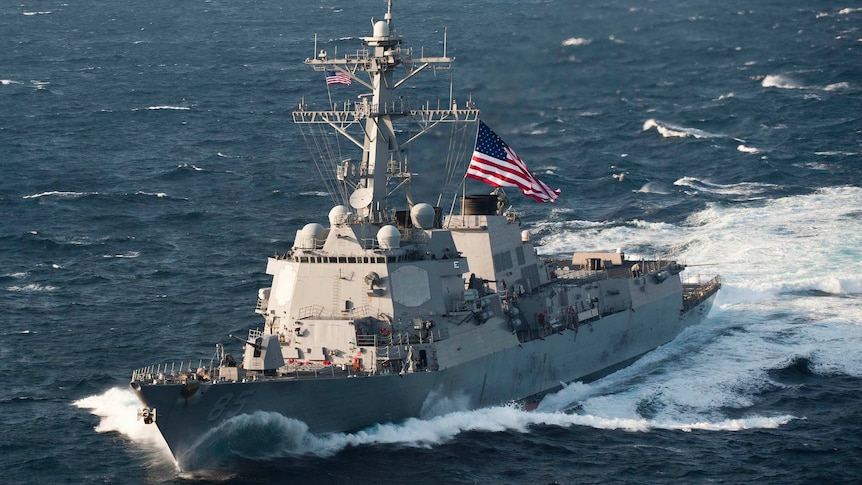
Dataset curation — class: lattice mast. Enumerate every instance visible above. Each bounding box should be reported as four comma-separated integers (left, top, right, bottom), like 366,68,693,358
293,0,479,222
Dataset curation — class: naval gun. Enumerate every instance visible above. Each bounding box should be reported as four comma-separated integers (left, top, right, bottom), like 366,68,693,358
229,333,283,375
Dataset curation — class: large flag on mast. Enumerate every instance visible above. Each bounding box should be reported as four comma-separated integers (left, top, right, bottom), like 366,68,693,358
467,121,560,202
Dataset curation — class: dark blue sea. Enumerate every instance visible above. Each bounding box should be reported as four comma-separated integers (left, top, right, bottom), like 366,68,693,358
2,0,861,483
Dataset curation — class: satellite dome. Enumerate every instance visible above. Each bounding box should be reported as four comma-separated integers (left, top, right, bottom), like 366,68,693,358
299,223,326,249
410,203,435,229
377,225,401,249
328,205,350,225
373,20,390,38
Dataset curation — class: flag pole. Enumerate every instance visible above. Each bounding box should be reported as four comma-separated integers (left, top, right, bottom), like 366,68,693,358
326,73,334,109
461,119,482,218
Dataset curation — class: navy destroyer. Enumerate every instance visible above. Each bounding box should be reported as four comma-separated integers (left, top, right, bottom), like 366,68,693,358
130,1,720,467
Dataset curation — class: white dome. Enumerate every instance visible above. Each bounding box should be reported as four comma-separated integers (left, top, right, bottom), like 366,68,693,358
328,205,350,225
377,225,401,249
410,203,435,229
373,20,390,38
299,223,326,249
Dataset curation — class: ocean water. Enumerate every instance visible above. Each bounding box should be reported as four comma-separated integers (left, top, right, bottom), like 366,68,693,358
2,0,861,483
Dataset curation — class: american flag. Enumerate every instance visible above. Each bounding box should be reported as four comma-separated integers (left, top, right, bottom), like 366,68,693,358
467,121,560,202
325,70,352,86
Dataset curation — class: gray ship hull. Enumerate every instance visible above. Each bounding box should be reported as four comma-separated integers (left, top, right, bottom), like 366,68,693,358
135,292,716,466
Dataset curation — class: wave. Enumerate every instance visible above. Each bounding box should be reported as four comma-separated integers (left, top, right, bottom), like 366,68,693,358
143,105,191,111
4,283,58,292
762,74,804,90
22,190,178,203
642,119,721,139
762,74,852,92
673,176,779,196
23,11,52,16
176,162,204,171
815,150,857,156
736,144,761,154
78,382,794,472
22,190,99,199
135,191,168,198
824,82,850,91
634,182,672,195
102,251,140,259
562,37,592,46
4,271,30,279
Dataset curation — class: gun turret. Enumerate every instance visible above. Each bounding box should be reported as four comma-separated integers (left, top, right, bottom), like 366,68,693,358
228,334,262,350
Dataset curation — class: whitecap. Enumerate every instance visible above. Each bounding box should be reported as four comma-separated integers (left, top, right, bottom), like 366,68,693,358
814,151,857,156
177,163,204,171
22,190,96,199
299,191,330,197
136,191,168,198
737,144,760,154
799,162,829,171
642,119,719,139
673,177,779,197
146,105,191,111
562,37,592,47
761,74,803,89
5,283,58,292
824,82,849,91
103,252,140,259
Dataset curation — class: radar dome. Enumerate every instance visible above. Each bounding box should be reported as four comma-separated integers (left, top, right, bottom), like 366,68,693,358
299,223,326,249
328,205,350,225
377,225,401,249
410,203,435,229
373,20,390,38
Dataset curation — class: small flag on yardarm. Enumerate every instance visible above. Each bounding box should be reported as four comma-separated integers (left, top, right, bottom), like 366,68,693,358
325,70,352,86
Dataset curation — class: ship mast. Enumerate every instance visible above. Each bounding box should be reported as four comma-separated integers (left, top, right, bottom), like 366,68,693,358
294,0,479,222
